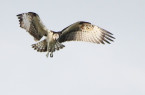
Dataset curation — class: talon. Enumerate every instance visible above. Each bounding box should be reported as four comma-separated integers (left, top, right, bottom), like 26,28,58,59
50,53,53,57
46,52,49,57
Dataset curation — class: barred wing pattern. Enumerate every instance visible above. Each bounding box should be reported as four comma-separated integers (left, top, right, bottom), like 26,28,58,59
17,12,48,41
59,21,115,44
32,39,47,52
17,12,115,57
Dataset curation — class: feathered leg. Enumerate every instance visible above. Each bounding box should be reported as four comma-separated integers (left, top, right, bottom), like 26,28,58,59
46,52,49,57
46,43,50,57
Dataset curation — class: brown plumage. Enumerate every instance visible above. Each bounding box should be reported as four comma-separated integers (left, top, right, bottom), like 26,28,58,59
58,21,115,44
17,12,115,57
32,39,47,52
17,12,47,41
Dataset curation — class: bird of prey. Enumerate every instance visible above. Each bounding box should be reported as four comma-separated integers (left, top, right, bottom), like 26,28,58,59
17,12,115,57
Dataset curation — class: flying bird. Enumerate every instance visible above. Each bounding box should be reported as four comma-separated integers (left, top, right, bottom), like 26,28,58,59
17,12,115,57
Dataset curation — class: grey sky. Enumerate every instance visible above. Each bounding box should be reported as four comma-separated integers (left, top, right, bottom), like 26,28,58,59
0,0,145,95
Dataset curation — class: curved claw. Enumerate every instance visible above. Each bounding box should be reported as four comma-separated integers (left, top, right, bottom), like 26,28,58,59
46,52,49,57
50,52,53,57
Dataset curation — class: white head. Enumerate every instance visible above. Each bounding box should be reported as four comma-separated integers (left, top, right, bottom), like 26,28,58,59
53,33,59,40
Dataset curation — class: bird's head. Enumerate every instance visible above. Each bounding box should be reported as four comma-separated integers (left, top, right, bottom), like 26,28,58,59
53,33,59,40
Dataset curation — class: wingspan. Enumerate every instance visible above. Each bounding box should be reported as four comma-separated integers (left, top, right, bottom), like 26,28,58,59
58,21,115,44
17,12,48,41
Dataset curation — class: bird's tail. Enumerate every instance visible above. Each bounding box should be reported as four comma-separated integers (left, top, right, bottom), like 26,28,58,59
32,39,47,52
54,42,65,51
47,42,65,57
32,40,65,57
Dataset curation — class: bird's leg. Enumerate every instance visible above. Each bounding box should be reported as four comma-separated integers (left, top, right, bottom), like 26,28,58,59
46,44,50,57
50,52,53,57
46,52,49,57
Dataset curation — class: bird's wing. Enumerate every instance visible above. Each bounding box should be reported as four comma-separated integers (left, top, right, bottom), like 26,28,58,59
17,12,48,41
58,21,115,44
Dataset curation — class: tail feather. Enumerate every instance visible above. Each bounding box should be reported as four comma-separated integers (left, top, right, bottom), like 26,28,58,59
55,42,65,50
32,40,65,57
50,42,65,52
32,39,47,52
48,42,65,58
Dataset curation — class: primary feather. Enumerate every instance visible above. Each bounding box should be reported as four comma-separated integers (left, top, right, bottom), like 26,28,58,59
17,12,48,41
59,21,115,44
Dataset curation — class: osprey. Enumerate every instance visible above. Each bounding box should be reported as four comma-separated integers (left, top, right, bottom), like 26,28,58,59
17,12,115,57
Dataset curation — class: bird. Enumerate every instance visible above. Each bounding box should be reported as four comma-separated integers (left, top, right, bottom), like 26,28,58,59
17,12,115,57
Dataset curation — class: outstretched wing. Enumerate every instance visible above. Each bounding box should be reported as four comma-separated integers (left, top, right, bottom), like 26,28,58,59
58,21,115,44
17,12,48,41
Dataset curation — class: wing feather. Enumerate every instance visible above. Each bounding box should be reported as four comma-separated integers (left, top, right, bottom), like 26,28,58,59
17,12,48,41
58,21,115,44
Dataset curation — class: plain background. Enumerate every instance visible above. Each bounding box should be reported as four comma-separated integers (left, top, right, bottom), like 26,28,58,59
0,0,145,95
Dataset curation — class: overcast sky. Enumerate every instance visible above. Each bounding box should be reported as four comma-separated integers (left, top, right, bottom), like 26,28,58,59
0,0,145,95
